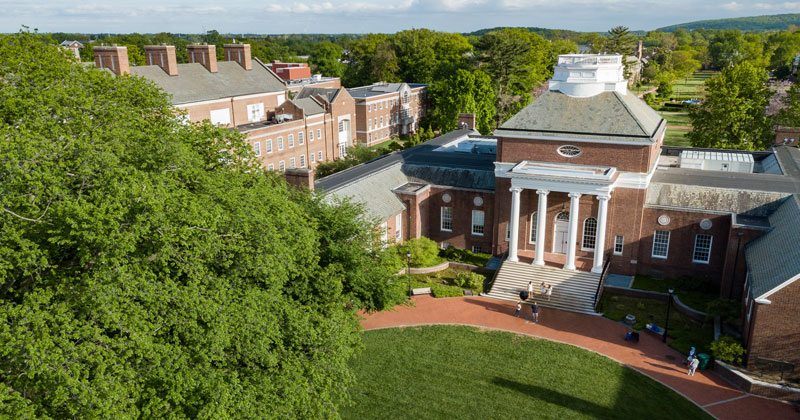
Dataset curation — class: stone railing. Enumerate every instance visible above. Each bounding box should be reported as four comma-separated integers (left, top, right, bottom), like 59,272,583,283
713,360,800,402
396,261,497,276
558,55,622,66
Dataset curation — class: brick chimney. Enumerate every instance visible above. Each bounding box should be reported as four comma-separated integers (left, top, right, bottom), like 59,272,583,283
458,113,476,130
93,45,130,75
637,40,643,61
187,44,218,73
144,45,178,76
284,168,314,190
224,43,252,70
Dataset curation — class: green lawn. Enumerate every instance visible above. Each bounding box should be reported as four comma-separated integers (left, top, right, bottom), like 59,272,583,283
393,268,485,298
365,137,402,153
598,293,714,355
660,112,692,127
342,326,713,420
663,128,691,147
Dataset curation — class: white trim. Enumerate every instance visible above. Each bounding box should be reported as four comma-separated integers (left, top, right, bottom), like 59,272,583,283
691,234,712,264
494,128,664,146
755,272,800,302
651,230,670,259
471,209,485,236
613,235,624,255
440,206,453,232
528,211,537,245
174,91,283,108
581,217,597,251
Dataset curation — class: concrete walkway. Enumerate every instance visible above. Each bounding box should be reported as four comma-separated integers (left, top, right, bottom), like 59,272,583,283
360,296,797,420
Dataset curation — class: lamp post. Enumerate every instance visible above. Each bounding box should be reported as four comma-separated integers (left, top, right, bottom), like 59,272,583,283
663,286,675,343
406,251,412,297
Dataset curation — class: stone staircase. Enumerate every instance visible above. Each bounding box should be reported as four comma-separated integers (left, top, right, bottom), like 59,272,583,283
484,261,602,315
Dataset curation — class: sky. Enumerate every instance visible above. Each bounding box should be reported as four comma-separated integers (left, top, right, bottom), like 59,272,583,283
2,0,799,34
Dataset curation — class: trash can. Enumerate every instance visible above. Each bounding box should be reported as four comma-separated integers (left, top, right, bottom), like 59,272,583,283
697,353,711,370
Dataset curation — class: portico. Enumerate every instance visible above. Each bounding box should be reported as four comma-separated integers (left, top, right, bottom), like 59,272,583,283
497,160,615,273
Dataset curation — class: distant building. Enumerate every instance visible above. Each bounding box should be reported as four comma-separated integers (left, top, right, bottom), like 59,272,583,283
92,43,354,171
267,60,311,81
60,40,83,59
347,82,428,146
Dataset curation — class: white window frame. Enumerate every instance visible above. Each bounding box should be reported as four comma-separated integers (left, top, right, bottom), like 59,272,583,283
692,234,713,264
266,139,273,154
652,230,670,259
209,108,231,126
505,223,511,242
276,93,285,105
267,164,274,170
300,154,306,168
289,157,296,169
316,129,321,139
440,207,453,232
471,245,483,254
471,210,485,236
279,160,285,171
298,132,304,145
582,217,597,251
247,103,265,122
368,119,372,130
613,235,624,255
395,213,402,240
380,222,388,244
277,136,284,151
318,151,322,161
529,212,537,244
288,134,294,148
310,153,316,164
253,141,261,157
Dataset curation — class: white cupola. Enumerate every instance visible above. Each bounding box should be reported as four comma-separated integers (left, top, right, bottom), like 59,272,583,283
549,54,627,98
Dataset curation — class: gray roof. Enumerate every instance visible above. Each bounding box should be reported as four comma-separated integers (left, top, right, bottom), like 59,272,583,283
498,90,665,143
295,87,339,104
745,195,800,300
645,181,790,217
347,82,427,99
130,59,286,105
319,160,409,222
292,98,325,115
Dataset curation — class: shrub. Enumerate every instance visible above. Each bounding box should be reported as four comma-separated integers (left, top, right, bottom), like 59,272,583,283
636,302,646,310
643,92,657,106
395,237,444,268
452,271,485,293
387,141,404,151
440,247,492,266
710,336,746,365
657,80,673,100
705,298,742,323
431,283,464,298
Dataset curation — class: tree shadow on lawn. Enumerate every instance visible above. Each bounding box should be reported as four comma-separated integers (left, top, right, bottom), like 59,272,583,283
492,377,617,419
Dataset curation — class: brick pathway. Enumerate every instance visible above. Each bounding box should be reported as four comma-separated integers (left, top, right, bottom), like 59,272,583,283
360,296,797,420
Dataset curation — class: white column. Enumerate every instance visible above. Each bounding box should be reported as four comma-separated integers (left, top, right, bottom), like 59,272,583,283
564,192,581,270
534,190,549,266
507,187,522,262
592,194,611,273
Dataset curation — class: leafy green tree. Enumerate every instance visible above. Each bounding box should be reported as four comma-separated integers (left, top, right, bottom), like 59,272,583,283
342,34,398,86
671,50,702,81
0,32,396,419
775,82,800,127
604,26,636,55
688,62,773,150
429,69,495,134
309,41,345,77
657,80,673,100
767,31,800,78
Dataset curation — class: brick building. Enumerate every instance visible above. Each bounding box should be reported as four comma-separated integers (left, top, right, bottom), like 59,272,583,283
267,60,311,81
315,55,800,369
92,43,355,171
347,82,428,146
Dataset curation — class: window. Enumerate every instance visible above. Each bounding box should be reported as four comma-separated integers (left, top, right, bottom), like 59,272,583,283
247,103,264,122
253,141,261,157
266,139,273,154
471,210,485,236
368,133,372,142
309,130,314,142
279,160,285,171
380,101,383,109
505,224,511,241
441,241,451,249
652,230,670,259
310,153,316,164
557,145,582,157
380,116,383,127
267,164,274,170
368,119,372,130
277,136,284,151
440,207,453,232
300,154,306,168
472,246,483,253
614,235,624,255
395,213,402,240
693,234,713,263
338,120,344,132
316,129,321,139
380,222,388,244
209,108,230,125
298,132,304,145
338,143,347,158
373,117,377,128
318,151,322,161
582,217,597,250
276,93,285,105
289,157,296,169
288,134,294,148
529,212,538,244
368,104,371,112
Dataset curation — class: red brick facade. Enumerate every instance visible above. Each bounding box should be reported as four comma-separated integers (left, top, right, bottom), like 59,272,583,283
744,280,800,369
351,84,428,146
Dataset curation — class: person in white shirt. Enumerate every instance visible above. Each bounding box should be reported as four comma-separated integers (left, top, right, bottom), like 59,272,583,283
688,357,700,376
527,281,534,300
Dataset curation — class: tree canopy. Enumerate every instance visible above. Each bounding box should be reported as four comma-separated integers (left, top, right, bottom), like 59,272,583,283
0,32,399,419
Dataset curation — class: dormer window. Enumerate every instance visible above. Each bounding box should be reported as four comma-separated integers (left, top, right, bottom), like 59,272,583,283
557,145,582,157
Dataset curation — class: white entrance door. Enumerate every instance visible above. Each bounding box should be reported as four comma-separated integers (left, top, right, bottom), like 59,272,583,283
338,119,350,158
553,212,570,254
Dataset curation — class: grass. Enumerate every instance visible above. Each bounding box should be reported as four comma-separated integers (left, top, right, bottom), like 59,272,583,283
663,129,692,147
659,112,692,127
598,293,714,355
342,326,714,420
365,137,403,153
398,268,485,297
631,275,719,313
439,247,492,267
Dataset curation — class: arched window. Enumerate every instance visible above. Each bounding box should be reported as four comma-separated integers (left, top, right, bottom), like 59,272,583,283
582,217,597,250
556,211,570,222
529,212,538,244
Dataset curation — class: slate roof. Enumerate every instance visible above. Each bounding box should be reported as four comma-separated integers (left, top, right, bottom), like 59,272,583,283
744,195,800,300
347,82,427,99
295,87,339,104
497,90,665,143
292,98,325,115
130,58,286,105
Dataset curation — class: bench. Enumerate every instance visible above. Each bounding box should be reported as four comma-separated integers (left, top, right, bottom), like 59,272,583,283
412,287,432,296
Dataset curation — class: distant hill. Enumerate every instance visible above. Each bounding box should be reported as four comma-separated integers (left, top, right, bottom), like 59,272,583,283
658,13,800,32
465,27,584,39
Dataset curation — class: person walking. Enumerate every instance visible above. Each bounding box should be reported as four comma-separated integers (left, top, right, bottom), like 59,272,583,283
514,301,522,317
531,301,539,323
685,347,697,365
688,357,700,376
527,281,534,301
546,284,553,301
541,281,547,296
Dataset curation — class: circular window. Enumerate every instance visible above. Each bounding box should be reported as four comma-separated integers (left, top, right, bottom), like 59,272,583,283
699,219,712,230
657,215,670,226
557,145,582,158
473,196,483,206
442,193,452,203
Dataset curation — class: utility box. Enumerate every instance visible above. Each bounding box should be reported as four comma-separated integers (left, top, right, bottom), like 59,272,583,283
679,150,754,173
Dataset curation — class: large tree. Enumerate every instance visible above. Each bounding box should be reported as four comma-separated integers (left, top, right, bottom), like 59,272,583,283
604,26,636,55
308,41,345,77
775,82,800,127
0,32,398,419
428,69,496,134
688,62,773,150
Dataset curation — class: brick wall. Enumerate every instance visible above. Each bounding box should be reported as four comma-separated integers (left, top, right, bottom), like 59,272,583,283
746,280,800,370
497,137,656,173
425,187,495,253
